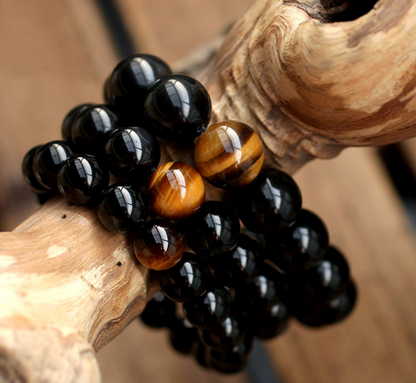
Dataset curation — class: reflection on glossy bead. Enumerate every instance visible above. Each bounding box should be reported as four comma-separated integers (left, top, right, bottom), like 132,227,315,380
22,145,49,193
184,201,240,258
144,74,211,141
134,219,185,271
104,127,160,181
61,103,93,148
199,315,247,350
147,162,205,220
209,234,265,287
139,291,176,328
98,184,148,233
294,281,357,327
158,252,209,302
209,333,253,374
57,155,109,205
289,246,350,304
233,169,302,233
33,141,73,190
107,54,172,107
266,209,329,272
245,264,286,308
183,286,231,329
72,104,117,154
194,120,264,189
251,300,290,339
169,317,199,355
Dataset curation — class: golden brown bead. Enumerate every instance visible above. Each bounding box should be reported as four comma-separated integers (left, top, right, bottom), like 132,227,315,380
147,161,205,220
134,220,185,271
194,120,264,189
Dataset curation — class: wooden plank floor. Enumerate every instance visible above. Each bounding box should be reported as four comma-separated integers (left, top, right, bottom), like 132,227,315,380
1,1,416,383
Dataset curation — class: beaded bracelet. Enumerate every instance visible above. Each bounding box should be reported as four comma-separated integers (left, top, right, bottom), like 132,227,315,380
22,53,357,375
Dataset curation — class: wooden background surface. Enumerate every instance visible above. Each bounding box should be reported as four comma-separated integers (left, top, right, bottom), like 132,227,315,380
1,1,416,382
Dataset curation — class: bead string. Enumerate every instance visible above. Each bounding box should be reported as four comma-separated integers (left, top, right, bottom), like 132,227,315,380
22,53,357,375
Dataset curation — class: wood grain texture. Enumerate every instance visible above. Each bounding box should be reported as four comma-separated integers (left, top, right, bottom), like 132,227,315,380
201,0,416,173
2,0,416,382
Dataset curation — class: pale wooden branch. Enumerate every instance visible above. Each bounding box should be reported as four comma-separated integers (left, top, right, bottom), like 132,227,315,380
2,0,416,381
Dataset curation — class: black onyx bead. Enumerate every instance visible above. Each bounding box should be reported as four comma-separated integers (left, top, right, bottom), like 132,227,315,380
198,315,248,350
209,234,265,287
107,54,172,108
184,201,240,258
158,252,210,302
245,264,286,309
72,105,118,154
97,184,148,233
104,127,160,181
33,141,73,191
57,155,109,206
139,291,176,328
233,169,302,233
61,103,93,148
251,300,290,339
143,74,212,141
208,333,253,374
168,317,199,355
194,342,212,370
266,209,329,272
288,246,350,304
294,281,357,328
183,286,231,329
22,145,50,193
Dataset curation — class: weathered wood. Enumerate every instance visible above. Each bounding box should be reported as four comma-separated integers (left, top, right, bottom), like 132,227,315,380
2,0,416,382
201,0,416,173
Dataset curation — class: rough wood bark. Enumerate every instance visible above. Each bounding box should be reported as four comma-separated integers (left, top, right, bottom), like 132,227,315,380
2,0,416,381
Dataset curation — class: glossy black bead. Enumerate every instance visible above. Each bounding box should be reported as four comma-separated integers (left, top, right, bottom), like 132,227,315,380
244,264,286,309
199,314,248,350
33,141,73,191
22,145,49,193
208,333,253,374
104,127,160,181
288,246,350,304
139,291,176,328
168,317,199,355
61,103,93,148
184,201,240,258
266,209,329,272
209,234,265,287
183,286,231,329
98,184,149,233
158,252,210,302
194,342,212,370
143,74,211,141
72,104,118,154
108,54,172,107
250,300,290,339
233,169,302,233
57,155,109,206
294,281,357,327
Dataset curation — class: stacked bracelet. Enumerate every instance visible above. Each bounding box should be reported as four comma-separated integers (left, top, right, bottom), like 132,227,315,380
21,53,357,375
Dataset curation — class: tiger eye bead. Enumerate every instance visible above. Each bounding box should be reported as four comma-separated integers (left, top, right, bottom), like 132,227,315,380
147,162,205,220
194,120,264,189
134,219,185,271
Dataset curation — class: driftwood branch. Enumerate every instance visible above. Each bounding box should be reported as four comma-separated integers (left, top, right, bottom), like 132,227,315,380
2,0,416,381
